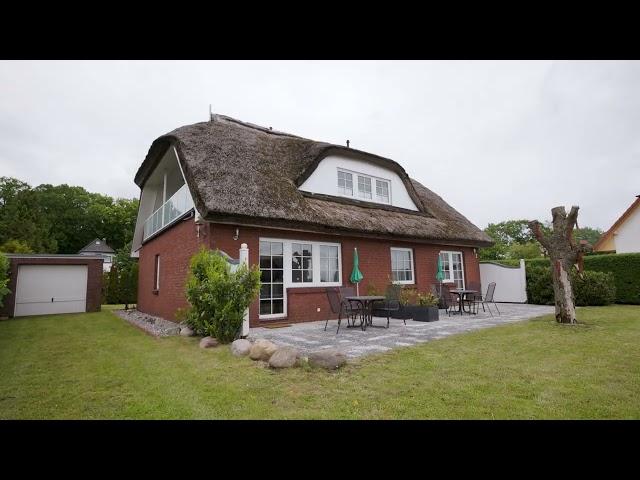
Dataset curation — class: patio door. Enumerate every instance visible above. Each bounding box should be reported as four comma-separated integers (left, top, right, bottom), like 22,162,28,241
439,251,465,289
259,240,286,319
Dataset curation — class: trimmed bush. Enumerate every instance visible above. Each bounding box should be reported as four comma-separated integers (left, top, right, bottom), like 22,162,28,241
573,271,616,306
584,253,640,305
0,253,10,308
525,264,616,306
185,247,261,343
486,252,640,304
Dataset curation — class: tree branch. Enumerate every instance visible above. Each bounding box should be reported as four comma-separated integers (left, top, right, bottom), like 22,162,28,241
566,205,580,244
528,220,551,251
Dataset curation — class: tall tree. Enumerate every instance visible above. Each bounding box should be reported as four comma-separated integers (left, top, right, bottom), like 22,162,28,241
529,206,591,324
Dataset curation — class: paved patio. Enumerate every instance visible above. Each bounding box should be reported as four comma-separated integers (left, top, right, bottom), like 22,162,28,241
249,303,555,358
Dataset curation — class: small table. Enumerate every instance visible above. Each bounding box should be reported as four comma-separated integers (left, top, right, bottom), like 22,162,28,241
449,289,478,315
345,295,386,331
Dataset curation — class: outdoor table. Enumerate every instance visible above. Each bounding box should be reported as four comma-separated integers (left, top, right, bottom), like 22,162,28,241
449,289,478,315
345,295,386,331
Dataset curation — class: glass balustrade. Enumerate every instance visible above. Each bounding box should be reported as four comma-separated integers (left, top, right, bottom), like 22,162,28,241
143,184,193,240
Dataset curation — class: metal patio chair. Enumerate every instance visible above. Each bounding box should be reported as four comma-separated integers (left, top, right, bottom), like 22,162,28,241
371,284,403,328
325,287,363,334
477,282,500,316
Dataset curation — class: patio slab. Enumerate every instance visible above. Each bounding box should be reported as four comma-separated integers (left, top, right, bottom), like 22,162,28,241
249,303,555,359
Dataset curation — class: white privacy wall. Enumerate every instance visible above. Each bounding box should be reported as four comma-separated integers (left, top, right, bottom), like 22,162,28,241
299,154,419,211
479,259,527,303
615,207,640,253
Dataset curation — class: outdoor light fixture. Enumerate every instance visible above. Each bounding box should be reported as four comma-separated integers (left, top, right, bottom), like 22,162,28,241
233,228,239,241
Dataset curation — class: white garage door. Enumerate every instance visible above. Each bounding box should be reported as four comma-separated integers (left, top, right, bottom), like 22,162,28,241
15,265,88,317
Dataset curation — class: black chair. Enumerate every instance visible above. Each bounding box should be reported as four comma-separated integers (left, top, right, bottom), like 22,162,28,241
325,287,363,334
464,281,481,314
476,282,500,316
441,288,459,316
371,284,403,328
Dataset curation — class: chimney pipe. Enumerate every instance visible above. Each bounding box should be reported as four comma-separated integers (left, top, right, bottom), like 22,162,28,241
346,140,350,148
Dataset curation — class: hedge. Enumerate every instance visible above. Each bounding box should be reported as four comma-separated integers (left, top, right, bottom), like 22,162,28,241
485,252,640,304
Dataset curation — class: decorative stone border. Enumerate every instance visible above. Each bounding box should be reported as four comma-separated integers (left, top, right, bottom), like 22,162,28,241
113,309,181,337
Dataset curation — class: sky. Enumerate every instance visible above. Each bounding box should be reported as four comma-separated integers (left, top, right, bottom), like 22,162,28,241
1,60,638,231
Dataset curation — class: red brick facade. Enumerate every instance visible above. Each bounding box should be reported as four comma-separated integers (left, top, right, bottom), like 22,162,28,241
0,256,103,317
137,219,481,327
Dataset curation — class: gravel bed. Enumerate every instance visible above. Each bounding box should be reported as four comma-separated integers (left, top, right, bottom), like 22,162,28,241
114,309,182,337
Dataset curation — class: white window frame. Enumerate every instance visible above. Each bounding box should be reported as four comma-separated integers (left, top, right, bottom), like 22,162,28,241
439,251,465,289
154,254,160,291
336,167,392,205
390,247,415,285
337,170,353,196
259,238,343,320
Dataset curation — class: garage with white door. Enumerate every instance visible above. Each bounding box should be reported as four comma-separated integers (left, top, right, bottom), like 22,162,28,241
0,255,103,318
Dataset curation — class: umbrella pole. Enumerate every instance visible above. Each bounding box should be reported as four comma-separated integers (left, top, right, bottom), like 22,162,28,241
356,282,359,296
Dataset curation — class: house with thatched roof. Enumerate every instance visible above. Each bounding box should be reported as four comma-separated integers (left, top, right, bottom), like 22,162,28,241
131,114,492,325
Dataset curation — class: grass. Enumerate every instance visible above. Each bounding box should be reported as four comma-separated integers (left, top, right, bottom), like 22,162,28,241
0,305,639,419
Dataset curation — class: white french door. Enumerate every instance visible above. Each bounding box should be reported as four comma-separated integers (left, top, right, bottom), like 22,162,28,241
439,251,465,289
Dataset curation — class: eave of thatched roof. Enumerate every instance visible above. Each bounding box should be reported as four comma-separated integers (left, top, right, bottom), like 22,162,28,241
134,114,493,247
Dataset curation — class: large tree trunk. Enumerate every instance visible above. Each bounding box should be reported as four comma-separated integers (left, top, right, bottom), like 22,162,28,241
529,206,590,324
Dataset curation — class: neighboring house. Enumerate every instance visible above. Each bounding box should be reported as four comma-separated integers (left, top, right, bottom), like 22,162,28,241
79,238,116,271
593,195,640,254
131,114,493,326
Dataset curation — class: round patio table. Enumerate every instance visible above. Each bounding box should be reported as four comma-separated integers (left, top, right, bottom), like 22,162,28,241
449,289,478,315
345,295,386,331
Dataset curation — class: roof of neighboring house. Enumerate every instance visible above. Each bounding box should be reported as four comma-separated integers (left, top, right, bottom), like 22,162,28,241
78,238,115,254
134,114,493,247
593,195,640,251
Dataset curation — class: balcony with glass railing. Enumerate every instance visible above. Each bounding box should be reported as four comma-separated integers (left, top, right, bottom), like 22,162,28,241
143,183,194,241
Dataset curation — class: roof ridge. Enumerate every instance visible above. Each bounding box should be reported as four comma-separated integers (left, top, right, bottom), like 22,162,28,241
211,114,305,139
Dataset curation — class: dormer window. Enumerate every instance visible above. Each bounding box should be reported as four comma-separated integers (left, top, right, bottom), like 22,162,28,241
376,179,389,203
337,168,390,205
337,171,353,196
357,175,372,200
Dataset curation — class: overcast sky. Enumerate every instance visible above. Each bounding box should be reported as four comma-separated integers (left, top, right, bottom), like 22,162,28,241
1,60,638,230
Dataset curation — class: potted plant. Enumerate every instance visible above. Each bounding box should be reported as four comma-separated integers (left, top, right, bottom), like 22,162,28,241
393,289,440,322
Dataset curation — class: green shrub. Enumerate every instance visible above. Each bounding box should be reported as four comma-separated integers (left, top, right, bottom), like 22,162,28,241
583,253,640,304
0,253,10,308
525,263,616,306
525,264,555,305
488,252,640,305
185,247,261,343
573,271,616,306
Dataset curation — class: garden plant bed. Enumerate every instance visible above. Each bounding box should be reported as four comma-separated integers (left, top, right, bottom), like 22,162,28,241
113,308,181,337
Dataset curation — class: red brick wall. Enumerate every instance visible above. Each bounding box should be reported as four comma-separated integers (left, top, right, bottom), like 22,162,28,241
0,256,103,317
137,220,482,326
137,217,207,321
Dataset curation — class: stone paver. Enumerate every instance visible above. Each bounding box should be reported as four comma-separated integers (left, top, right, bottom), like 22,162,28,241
249,303,555,359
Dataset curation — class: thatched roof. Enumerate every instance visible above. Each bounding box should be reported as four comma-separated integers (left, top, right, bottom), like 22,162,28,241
78,238,115,254
135,115,492,247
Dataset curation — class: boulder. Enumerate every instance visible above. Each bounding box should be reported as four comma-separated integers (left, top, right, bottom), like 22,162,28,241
308,349,347,370
231,339,252,357
249,339,278,361
199,336,219,349
180,326,195,337
268,347,300,369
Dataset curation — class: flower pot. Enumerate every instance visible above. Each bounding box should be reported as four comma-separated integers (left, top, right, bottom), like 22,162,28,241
401,305,439,322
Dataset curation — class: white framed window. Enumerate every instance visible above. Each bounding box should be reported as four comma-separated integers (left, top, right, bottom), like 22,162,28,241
390,247,414,284
357,175,372,200
337,171,353,196
376,179,390,204
320,245,340,283
336,168,392,206
259,238,343,319
154,254,160,291
292,243,313,283
439,251,465,289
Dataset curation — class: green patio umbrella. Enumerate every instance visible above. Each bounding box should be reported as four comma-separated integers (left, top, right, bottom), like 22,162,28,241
435,254,445,298
350,247,364,295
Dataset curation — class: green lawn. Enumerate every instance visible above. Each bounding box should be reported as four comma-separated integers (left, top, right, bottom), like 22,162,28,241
0,305,639,419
